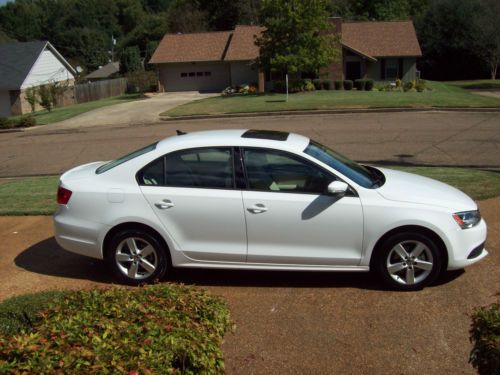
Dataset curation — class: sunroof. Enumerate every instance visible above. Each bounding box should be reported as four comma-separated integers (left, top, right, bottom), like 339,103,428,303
242,130,290,141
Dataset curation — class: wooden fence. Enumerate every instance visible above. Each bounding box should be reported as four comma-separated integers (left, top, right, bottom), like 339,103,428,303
74,78,127,104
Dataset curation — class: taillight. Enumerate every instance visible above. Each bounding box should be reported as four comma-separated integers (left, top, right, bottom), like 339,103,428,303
57,186,72,205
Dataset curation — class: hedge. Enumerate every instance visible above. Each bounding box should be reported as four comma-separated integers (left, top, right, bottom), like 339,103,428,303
0,285,232,374
343,80,353,90
0,115,36,129
334,80,343,90
470,301,500,374
354,79,366,91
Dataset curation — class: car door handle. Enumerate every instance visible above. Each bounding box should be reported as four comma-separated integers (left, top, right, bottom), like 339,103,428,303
154,199,174,209
247,204,268,213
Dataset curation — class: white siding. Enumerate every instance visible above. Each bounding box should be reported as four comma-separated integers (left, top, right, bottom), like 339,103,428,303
21,49,75,89
0,91,11,117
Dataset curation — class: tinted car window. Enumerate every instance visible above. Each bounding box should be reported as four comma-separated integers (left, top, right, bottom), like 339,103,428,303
137,157,164,186
165,148,234,189
243,148,334,194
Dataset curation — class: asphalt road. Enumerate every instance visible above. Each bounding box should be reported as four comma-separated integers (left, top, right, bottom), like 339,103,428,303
1,197,498,374
0,111,499,177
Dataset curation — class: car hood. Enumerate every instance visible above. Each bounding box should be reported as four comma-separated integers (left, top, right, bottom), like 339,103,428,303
375,167,477,211
61,161,107,181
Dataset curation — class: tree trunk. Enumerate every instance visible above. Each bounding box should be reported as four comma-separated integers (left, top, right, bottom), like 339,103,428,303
491,62,498,80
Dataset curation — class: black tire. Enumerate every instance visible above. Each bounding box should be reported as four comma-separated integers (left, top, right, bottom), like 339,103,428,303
372,232,443,291
106,229,169,285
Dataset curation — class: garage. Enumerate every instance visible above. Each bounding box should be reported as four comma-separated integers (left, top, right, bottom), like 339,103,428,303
0,91,11,118
158,62,230,92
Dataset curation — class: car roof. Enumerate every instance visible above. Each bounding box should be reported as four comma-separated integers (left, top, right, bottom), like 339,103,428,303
156,129,311,153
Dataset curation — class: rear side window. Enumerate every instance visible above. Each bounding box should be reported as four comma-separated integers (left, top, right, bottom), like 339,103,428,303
96,143,157,174
137,148,234,189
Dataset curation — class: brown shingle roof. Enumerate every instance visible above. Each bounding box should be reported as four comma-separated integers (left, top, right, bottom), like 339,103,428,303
342,21,422,58
225,25,263,61
149,31,232,64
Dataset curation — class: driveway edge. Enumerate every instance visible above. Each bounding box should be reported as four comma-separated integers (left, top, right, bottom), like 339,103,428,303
160,107,500,121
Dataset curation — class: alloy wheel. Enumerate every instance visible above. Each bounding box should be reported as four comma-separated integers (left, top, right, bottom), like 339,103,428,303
115,237,158,280
386,240,434,286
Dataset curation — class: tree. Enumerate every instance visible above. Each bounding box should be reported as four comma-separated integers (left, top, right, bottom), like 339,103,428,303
37,85,52,112
167,0,209,33
24,87,37,113
144,41,159,70
120,46,142,74
256,0,341,76
474,0,500,80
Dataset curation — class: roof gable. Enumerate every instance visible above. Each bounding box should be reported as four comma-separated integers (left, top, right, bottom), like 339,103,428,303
86,62,120,79
150,31,233,64
342,21,422,58
0,41,76,90
225,25,263,61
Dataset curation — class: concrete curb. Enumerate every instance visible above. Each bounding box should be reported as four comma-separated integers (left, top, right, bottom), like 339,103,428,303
0,128,24,134
160,107,500,121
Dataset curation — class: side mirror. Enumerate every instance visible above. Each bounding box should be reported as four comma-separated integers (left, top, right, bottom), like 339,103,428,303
327,181,349,195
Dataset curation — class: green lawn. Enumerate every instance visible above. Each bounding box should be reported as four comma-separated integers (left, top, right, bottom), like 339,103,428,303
10,94,142,126
445,79,500,90
1,167,499,215
163,81,500,117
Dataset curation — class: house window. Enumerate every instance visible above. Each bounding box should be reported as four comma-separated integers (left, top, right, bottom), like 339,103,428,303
180,72,187,77
189,72,195,77
385,59,399,80
196,72,203,76
204,72,211,76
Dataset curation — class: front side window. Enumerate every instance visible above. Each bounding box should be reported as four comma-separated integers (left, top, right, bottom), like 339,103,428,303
243,148,334,194
138,148,235,189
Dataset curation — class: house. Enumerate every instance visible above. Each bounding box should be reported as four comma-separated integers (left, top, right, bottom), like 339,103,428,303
150,18,421,93
0,41,76,117
85,62,120,81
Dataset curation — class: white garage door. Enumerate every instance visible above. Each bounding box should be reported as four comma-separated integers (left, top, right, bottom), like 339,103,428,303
160,63,230,92
0,91,11,118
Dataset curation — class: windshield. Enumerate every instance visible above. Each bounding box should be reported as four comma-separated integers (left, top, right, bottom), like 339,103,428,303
304,140,375,188
96,142,158,174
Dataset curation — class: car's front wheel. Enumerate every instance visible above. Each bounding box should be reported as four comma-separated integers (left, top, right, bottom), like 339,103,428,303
373,232,443,291
107,229,169,285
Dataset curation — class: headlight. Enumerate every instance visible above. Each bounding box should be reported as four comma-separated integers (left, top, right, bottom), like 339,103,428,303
453,210,481,229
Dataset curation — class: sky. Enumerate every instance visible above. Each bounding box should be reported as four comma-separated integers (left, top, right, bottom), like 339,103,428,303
0,0,12,6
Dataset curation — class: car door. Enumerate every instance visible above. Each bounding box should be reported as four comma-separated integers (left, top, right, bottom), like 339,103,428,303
139,147,247,263
241,147,364,266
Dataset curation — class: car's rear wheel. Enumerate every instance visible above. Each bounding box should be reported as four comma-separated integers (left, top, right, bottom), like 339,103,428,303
374,232,443,291
107,229,169,285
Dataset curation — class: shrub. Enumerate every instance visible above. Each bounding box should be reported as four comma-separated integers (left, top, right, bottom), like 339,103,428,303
365,79,374,91
469,301,500,375
289,79,305,93
312,79,322,90
343,80,353,90
403,80,417,92
37,84,53,112
17,115,36,128
24,87,37,113
415,81,426,92
273,80,285,93
0,285,232,374
120,46,142,74
322,80,332,90
334,80,343,90
304,80,315,92
126,70,157,93
395,79,402,89
354,79,366,91
0,118,12,129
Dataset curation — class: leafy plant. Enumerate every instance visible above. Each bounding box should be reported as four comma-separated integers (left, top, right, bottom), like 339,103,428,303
48,80,70,108
470,300,500,374
354,79,366,91
0,285,232,374
403,80,417,92
343,80,353,90
120,46,142,74
365,79,374,91
37,84,53,112
312,79,322,90
303,80,315,91
24,87,37,113
126,70,157,93
322,79,332,90
334,80,343,90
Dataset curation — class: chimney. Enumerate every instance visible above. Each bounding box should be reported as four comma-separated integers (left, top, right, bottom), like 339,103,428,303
328,17,342,35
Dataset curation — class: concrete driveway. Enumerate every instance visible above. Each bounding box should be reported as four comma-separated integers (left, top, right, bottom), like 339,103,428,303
0,197,498,374
45,92,215,129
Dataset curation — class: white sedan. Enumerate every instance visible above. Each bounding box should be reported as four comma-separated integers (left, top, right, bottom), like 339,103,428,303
54,129,487,290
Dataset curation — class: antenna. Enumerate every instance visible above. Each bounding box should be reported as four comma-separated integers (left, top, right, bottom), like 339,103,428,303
176,130,187,136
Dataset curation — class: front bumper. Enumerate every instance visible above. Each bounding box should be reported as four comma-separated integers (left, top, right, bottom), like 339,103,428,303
447,218,488,270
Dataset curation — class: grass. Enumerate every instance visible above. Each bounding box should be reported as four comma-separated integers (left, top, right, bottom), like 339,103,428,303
0,167,499,216
8,93,143,126
0,175,59,215
445,79,500,90
163,81,500,117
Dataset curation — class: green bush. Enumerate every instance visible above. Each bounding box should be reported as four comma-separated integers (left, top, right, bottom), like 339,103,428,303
334,80,343,90
126,70,157,93
0,285,232,374
303,80,315,92
312,79,322,90
322,80,332,90
403,80,417,92
365,79,374,91
416,81,426,92
289,79,305,93
354,79,366,91
470,301,500,375
0,115,37,129
343,80,353,90
0,291,68,337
